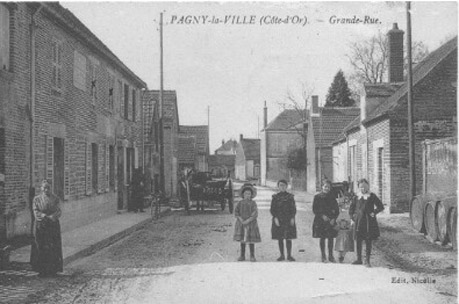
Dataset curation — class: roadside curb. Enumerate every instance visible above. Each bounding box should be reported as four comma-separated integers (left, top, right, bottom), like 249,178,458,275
63,207,171,266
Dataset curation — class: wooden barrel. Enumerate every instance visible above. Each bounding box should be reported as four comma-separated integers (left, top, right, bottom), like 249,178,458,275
448,207,457,250
436,201,449,245
410,196,425,233
424,201,438,242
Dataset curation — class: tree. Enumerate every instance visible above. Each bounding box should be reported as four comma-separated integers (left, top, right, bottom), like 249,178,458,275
346,32,430,92
325,70,355,107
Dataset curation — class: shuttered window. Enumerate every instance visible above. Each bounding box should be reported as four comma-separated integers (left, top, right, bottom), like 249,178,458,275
0,4,10,71
52,40,63,90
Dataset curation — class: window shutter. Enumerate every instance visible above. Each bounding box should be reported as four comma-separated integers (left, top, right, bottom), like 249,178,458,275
114,146,117,192
64,138,70,200
86,142,92,195
45,136,54,192
98,143,103,194
105,142,109,192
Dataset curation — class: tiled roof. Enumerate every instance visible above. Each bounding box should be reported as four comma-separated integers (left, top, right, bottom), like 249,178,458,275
178,136,196,164
311,107,360,147
215,139,237,153
364,83,403,97
208,155,236,167
144,90,179,123
363,36,458,125
265,109,308,131
179,125,208,154
240,138,261,162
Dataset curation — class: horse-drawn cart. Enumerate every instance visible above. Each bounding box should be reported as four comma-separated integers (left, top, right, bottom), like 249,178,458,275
179,171,234,214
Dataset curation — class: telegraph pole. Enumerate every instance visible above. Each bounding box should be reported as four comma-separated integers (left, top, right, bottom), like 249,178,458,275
406,2,416,201
159,12,165,193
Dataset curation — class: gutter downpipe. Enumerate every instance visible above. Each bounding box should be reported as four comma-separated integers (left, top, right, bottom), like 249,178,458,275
29,4,43,235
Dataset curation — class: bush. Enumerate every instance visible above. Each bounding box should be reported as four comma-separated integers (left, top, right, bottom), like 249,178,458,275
287,148,306,171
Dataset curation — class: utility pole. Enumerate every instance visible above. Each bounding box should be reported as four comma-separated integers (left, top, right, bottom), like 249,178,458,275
159,12,165,194
406,2,416,202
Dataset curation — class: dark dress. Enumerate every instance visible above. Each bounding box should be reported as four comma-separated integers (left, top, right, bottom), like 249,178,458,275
349,193,384,240
130,170,145,211
312,192,339,238
270,191,297,240
30,193,63,275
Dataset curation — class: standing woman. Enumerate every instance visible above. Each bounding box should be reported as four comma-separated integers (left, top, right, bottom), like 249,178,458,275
312,179,339,263
270,179,297,261
30,180,63,277
349,178,384,267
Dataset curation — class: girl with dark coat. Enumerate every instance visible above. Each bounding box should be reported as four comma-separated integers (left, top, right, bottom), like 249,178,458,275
270,179,297,261
349,178,384,267
30,180,63,277
312,179,339,263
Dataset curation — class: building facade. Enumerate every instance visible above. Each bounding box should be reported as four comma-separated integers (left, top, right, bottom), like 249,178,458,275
338,26,457,212
235,135,260,181
0,3,147,240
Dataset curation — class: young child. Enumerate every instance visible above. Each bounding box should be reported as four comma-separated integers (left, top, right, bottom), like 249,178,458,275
233,183,261,262
334,218,354,263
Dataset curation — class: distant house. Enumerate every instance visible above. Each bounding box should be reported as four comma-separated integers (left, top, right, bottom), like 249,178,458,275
178,136,196,170
215,139,237,155
260,108,307,189
144,90,180,197
306,96,360,193
235,135,261,181
208,154,236,178
338,27,457,213
179,125,209,172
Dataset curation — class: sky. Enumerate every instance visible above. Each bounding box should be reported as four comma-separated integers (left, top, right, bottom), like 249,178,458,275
60,1,458,152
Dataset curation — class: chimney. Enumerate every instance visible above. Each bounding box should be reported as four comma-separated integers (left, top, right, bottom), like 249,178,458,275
239,134,243,142
263,101,268,129
311,95,320,116
388,23,404,83
222,139,225,146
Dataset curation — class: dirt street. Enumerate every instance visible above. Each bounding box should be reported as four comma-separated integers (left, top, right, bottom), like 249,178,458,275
0,185,456,303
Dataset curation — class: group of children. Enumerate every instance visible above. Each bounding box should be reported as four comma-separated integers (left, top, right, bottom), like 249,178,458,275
233,180,368,265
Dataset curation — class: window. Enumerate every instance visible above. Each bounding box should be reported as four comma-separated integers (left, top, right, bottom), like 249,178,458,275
132,89,136,122
377,147,383,200
0,4,10,71
108,73,115,111
53,138,65,200
52,39,63,90
109,145,115,191
124,84,129,119
92,143,98,193
89,57,99,103
117,80,123,117
73,50,86,91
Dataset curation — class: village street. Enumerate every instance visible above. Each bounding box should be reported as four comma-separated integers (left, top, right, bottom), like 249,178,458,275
0,183,456,304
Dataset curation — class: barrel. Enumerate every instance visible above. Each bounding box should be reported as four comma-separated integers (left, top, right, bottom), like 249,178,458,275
448,207,457,250
424,201,438,242
410,196,425,233
436,201,448,245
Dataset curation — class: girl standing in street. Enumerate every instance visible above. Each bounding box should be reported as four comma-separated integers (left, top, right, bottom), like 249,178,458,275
270,179,297,261
30,180,63,277
312,179,339,263
349,178,384,267
233,183,261,262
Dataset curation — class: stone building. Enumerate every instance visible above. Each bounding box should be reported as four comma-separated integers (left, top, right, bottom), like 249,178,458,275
0,3,146,240
143,90,179,198
336,25,457,212
235,135,260,181
260,108,307,189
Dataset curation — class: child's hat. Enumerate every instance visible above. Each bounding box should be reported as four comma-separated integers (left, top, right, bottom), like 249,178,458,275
239,183,257,198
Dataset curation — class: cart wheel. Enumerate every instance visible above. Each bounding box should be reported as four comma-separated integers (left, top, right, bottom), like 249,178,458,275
229,197,234,214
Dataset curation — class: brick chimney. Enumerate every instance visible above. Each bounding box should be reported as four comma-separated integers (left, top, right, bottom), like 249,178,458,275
263,101,268,129
239,134,243,142
388,23,404,83
311,95,320,117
